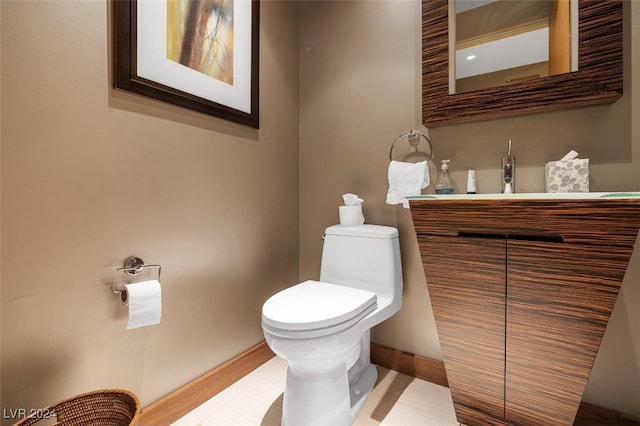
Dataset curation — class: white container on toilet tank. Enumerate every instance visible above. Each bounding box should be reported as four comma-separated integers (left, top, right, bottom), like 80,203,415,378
339,193,365,226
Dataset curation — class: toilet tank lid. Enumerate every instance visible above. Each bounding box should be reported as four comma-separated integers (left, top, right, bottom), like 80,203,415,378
325,224,398,239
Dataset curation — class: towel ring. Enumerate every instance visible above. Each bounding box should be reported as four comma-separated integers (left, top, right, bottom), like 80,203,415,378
389,129,433,163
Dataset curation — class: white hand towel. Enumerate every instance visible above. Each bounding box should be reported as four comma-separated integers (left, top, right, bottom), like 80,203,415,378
386,160,430,208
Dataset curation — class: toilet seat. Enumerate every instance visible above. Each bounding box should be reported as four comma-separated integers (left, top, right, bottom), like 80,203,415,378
262,280,377,339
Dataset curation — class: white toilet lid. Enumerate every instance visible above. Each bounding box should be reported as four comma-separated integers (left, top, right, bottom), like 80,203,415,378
262,280,377,332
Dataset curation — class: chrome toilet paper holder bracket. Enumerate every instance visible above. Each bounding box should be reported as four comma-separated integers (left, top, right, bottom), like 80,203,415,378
113,256,162,299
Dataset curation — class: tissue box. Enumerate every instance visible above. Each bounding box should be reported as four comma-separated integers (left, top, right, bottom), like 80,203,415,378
545,159,589,192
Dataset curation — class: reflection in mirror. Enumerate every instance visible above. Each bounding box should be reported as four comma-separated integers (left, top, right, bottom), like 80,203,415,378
450,0,579,94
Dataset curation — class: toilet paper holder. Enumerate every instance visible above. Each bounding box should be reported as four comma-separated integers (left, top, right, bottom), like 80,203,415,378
113,256,162,301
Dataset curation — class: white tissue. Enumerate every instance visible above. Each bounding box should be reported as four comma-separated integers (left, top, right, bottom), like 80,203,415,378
386,160,429,208
123,280,162,330
342,193,364,206
560,150,579,161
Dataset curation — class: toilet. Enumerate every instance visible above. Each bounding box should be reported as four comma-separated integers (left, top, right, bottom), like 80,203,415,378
262,224,403,426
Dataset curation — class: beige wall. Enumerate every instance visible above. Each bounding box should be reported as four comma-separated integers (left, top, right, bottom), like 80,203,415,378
0,0,299,420
300,0,640,417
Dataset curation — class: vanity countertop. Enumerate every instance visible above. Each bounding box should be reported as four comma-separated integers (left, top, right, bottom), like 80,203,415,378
407,192,640,201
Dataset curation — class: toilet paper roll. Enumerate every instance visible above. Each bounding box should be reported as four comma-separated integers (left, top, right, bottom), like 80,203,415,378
339,205,365,226
122,280,162,330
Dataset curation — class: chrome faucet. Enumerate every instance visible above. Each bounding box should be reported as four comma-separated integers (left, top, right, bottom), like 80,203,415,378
501,140,515,193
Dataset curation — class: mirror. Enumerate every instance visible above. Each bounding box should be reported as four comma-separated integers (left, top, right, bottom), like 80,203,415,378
452,0,579,94
423,0,623,127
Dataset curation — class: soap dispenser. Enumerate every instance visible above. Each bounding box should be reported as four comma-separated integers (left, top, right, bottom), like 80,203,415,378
435,159,454,194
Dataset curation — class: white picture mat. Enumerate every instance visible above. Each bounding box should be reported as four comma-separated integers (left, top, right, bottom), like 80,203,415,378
137,0,253,114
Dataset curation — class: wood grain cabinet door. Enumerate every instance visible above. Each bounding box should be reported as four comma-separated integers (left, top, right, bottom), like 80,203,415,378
505,240,632,426
419,235,507,424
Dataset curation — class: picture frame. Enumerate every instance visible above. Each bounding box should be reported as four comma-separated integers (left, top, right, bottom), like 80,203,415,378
113,0,260,128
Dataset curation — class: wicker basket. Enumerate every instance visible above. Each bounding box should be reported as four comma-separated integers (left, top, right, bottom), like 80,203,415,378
13,389,140,426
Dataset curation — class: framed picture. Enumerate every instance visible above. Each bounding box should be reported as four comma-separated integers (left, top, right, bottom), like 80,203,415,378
113,0,260,128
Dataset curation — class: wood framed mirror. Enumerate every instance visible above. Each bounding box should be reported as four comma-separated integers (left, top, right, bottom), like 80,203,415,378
422,0,623,127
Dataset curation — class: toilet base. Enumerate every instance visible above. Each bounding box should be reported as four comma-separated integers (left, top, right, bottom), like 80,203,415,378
279,331,378,426
281,357,351,426
349,363,378,421
280,361,378,426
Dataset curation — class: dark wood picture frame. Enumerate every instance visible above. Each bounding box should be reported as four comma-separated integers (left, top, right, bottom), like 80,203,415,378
113,0,260,129
422,0,623,127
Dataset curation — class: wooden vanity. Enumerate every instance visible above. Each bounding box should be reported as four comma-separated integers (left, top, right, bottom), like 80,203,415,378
409,193,640,426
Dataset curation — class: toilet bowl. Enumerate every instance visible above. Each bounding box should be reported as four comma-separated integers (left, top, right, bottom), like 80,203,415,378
262,224,403,426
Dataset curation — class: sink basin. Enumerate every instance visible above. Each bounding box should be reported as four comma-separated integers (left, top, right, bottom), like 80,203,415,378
407,192,640,201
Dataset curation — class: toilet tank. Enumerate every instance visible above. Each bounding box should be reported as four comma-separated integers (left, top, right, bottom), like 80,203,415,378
319,225,403,312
